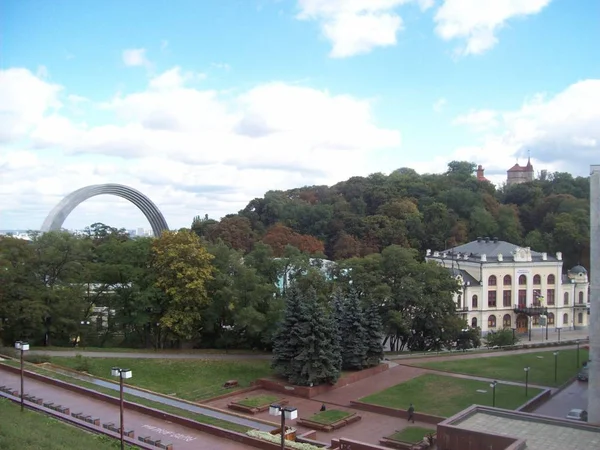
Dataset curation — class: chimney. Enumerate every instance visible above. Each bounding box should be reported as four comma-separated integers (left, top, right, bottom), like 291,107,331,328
485,237,490,243
426,249,431,256
556,252,562,261
463,254,469,260
542,252,547,261
433,251,440,257
442,252,447,258
498,254,503,262
477,236,482,242
493,237,499,243
481,254,487,262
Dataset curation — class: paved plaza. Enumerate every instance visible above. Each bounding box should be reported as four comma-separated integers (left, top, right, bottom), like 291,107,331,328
534,380,589,419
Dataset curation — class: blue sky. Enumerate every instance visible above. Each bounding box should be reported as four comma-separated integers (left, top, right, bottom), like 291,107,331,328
1,0,599,231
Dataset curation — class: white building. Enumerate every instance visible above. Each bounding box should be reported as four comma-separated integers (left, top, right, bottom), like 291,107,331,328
426,237,590,335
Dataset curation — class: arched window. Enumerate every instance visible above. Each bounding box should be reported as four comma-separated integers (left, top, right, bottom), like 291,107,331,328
488,315,496,328
578,312,583,324
564,292,569,305
563,313,568,325
519,275,527,285
533,274,541,285
457,294,462,308
472,295,478,308
503,314,511,328
488,275,497,286
548,312,555,325
471,317,478,328
579,292,584,304
503,275,512,286
547,274,555,285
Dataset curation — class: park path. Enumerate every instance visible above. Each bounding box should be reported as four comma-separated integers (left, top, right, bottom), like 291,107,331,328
0,371,251,450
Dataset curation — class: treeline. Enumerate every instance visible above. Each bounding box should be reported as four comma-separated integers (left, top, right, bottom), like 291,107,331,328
0,224,470,352
193,161,590,270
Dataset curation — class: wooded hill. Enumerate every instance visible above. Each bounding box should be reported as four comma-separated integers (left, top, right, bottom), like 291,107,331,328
192,161,591,270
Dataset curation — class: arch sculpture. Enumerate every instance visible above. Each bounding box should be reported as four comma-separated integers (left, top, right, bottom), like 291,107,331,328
40,183,170,237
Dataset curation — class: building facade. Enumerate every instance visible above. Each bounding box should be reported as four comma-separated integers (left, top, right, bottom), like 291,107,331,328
426,237,590,335
506,157,534,185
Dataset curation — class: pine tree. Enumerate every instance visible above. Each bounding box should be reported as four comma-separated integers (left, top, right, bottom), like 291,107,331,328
340,291,367,370
271,284,305,379
290,287,341,386
363,302,384,367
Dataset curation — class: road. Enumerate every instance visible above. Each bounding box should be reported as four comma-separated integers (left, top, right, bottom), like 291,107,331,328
534,380,589,419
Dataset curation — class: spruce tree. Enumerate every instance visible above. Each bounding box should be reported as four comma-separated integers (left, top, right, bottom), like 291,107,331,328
271,284,304,379
290,287,341,386
363,302,384,367
340,291,367,370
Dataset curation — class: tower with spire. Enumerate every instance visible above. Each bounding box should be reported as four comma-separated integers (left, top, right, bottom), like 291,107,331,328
507,152,534,185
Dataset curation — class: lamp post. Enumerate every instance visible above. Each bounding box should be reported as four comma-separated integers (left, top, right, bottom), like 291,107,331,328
269,404,298,450
511,327,516,345
490,381,497,407
556,327,562,342
15,341,29,412
80,320,90,347
553,351,559,383
576,340,580,368
524,367,530,397
111,367,132,450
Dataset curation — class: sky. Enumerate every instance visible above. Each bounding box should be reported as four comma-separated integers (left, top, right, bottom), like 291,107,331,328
1,0,599,231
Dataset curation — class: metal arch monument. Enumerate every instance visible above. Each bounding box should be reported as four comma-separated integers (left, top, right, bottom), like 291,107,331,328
40,183,170,237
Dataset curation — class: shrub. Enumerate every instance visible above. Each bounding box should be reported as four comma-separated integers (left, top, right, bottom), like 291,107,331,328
73,354,92,372
24,354,50,364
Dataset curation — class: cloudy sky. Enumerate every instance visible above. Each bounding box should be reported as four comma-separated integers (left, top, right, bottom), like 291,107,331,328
1,0,599,231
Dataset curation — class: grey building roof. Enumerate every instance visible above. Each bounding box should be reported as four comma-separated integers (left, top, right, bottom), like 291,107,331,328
568,264,587,274
430,238,559,263
447,268,480,286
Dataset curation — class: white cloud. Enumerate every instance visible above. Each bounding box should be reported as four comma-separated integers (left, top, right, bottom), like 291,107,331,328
122,48,150,67
0,67,401,230
433,97,447,113
434,0,552,55
450,79,600,178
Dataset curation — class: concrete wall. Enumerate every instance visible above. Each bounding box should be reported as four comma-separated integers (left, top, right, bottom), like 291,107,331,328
590,165,600,424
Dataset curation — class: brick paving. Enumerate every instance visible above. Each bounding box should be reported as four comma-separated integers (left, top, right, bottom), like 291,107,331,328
0,371,251,450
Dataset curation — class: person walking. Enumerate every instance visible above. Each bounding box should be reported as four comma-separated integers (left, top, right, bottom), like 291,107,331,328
407,403,415,423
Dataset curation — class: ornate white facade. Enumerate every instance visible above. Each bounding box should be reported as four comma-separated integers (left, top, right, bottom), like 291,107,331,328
426,237,590,335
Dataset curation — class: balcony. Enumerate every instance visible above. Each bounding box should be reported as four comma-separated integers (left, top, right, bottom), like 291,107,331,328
513,304,548,316
456,306,469,312
574,302,589,308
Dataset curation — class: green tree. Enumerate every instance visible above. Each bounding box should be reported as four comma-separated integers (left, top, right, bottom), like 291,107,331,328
339,291,367,370
362,302,384,367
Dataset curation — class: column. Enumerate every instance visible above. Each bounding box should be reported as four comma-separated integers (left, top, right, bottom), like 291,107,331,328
589,165,600,424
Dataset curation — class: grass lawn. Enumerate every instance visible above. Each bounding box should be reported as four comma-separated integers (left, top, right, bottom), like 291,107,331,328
237,395,280,408
360,374,543,417
388,427,432,443
413,348,589,387
49,356,273,401
307,410,352,425
27,346,268,355
0,361,253,433
0,397,135,450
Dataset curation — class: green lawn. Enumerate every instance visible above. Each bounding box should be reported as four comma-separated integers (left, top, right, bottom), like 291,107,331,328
49,356,273,401
0,361,253,433
307,410,352,425
237,395,280,408
0,397,135,450
388,427,432,444
414,348,589,387
28,346,268,355
360,374,543,417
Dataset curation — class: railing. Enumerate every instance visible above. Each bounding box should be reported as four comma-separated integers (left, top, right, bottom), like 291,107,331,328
513,305,548,316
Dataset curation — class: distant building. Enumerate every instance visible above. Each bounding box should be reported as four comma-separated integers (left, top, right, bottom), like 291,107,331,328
426,237,590,335
507,157,534,185
476,165,488,182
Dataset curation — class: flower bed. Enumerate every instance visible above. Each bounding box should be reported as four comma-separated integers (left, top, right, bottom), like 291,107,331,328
247,429,325,449
297,410,361,432
228,395,287,414
380,428,435,450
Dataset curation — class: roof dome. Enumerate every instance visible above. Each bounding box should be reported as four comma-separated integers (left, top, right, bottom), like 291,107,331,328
569,265,587,274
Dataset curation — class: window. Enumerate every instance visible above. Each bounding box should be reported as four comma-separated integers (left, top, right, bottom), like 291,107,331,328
471,317,478,328
532,315,539,325
547,274,555,285
457,294,462,308
548,312,555,325
503,314,511,328
503,275,512,286
488,291,497,308
519,275,527,285
578,312,583,324
579,291,584,304
503,290,512,307
488,315,496,328
533,289,542,306
533,274,541,285
564,292,569,305
563,313,569,325
472,295,478,308
518,290,527,307
547,289,555,306
488,275,497,286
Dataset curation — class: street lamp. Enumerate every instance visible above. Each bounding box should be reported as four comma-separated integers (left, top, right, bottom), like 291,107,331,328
524,367,530,397
490,381,497,407
269,404,298,450
556,327,562,342
111,367,132,450
576,340,580,368
15,341,29,412
511,327,516,345
553,352,559,383
80,320,90,346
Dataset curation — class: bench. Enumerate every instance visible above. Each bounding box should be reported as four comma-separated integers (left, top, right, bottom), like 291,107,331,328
44,402,55,409
102,422,114,430
57,406,70,415
223,379,239,389
157,444,173,450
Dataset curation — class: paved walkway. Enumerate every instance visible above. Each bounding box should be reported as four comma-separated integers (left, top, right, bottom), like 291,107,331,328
0,371,251,450
534,380,588,419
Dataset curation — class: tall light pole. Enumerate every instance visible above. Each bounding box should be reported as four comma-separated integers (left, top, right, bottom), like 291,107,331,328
490,381,497,407
111,367,132,450
15,341,29,412
553,351,559,383
269,404,298,450
524,367,530,397
556,327,562,343
576,339,580,369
